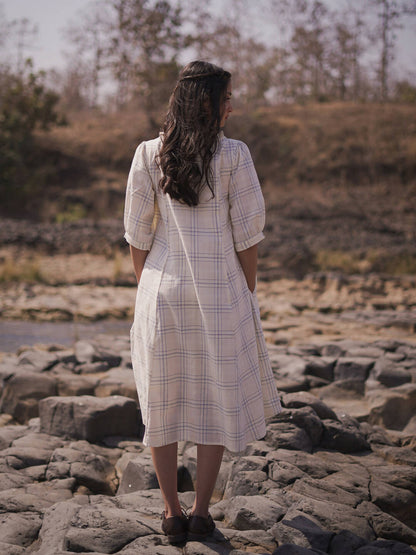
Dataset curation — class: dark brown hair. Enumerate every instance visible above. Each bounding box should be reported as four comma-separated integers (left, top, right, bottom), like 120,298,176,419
158,61,231,206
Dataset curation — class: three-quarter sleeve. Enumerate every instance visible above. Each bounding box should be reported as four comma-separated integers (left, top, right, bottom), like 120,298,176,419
229,141,265,252
124,141,156,251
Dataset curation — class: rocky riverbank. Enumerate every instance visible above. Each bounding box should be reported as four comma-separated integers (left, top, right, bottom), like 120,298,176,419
0,333,415,554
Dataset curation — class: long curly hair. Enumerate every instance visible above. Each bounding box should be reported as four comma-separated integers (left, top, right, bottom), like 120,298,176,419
158,61,231,206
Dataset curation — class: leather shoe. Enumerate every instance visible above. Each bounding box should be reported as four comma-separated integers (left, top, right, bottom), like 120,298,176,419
188,513,216,541
161,511,188,544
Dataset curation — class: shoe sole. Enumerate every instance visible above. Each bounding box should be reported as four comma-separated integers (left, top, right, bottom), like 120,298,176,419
166,531,187,544
187,530,213,542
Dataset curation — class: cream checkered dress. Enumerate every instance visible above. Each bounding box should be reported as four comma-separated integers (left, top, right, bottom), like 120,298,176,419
124,132,281,452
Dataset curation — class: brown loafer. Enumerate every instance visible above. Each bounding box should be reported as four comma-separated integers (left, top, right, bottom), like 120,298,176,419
161,511,188,544
188,513,216,541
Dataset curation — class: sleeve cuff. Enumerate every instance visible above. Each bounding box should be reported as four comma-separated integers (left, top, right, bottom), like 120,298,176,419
124,232,152,251
234,231,265,252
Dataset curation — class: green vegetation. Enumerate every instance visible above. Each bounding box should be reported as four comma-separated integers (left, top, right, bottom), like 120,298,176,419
0,256,45,283
0,61,63,214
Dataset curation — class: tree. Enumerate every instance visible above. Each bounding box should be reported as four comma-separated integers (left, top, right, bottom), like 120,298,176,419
106,0,184,109
0,61,62,212
372,0,416,100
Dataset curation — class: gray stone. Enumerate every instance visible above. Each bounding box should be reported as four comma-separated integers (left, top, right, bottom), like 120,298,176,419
321,344,345,358
12,431,64,451
0,511,42,547
0,472,33,492
321,468,370,500
355,540,416,554
0,425,28,450
369,479,416,528
219,528,277,553
3,446,52,469
321,419,370,453
0,542,26,554
287,345,321,357
0,479,74,513
267,449,340,479
56,372,97,396
225,495,286,530
0,371,57,423
49,446,117,494
118,534,181,553
327,530,367,554
17,349,59,372
74,340,95,364
269,460,306,487
304,357,335,382
39,395,140,442
345,347,385,358
287,494,375,541
271,355,308,379
371,357,412,387
95,367,138,400
273,547,326,554
367,383,416,430
117,453,159,494
371,444,416,467
357,501,416,546
367,463,416,495
64,504,155,553
223,469,268,498
266,422,313,452
37,498,89,555
76,361,110,374
334,357,374,381
271,511,333,553
290,476,362,507
315,378,365,401
281,392,337,420
92,346,122,368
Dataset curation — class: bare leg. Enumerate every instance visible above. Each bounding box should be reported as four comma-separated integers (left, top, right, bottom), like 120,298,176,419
151,443,182,518
191,444,225,517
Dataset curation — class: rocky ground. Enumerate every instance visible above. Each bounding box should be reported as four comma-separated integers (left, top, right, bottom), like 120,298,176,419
0,332,415,554
0,213,415,553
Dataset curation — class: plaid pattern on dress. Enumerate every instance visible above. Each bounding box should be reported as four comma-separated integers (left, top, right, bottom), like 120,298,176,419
124,132,281,452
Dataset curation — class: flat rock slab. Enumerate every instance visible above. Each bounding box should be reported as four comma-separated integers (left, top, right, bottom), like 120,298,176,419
39,395,140,442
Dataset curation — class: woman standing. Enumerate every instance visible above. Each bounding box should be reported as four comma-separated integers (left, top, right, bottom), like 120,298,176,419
124,60,281,544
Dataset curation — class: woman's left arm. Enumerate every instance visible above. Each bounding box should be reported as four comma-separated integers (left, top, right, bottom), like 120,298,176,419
130,245,149,284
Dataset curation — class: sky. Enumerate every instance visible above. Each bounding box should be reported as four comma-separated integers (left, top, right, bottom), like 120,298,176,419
1,0,416,78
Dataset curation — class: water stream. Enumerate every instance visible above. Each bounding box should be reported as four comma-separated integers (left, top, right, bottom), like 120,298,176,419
0,319,132,353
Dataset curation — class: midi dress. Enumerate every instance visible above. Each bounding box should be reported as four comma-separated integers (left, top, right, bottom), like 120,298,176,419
124,131,281,453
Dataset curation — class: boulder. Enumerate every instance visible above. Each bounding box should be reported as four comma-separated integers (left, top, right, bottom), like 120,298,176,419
224,495,286,530
281,392,337,420
0,372,57,423
321,419,370,453
95,367,138,400
39,395,140,442
334,358,374,381
371,357,412,388
117,453,158,494
367,383,416,430
0,511,42,548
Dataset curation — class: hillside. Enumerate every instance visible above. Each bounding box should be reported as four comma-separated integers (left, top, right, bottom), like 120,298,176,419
1,103,415,278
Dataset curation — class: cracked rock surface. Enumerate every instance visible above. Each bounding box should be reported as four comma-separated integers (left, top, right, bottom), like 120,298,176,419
0,334,415,554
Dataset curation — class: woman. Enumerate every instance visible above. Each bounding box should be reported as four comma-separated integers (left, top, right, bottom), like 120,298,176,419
124,60,281,544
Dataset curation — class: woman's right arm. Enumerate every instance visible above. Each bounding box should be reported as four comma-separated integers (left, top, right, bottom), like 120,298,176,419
237,244,258,293
130,245,149,284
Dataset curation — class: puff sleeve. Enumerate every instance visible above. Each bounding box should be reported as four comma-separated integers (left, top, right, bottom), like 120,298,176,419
124,142,156,250
229,142,265,252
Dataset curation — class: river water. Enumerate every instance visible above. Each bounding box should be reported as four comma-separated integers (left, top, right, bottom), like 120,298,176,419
0,319,132,353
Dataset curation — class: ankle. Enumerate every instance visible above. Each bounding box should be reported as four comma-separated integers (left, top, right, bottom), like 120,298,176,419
164,506,183,519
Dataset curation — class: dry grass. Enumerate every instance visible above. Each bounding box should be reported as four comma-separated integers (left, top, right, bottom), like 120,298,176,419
0,256,45,283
